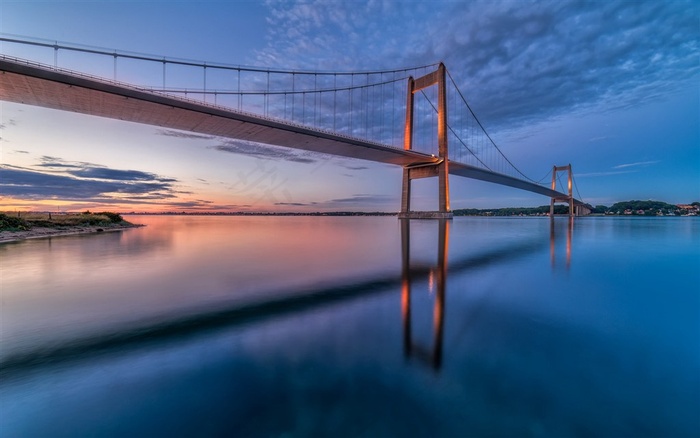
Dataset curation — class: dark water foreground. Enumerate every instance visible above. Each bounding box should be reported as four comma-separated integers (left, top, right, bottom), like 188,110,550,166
1,216,698,437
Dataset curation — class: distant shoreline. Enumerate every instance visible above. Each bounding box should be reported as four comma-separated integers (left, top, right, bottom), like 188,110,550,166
123,212,398,217
0,223,143,244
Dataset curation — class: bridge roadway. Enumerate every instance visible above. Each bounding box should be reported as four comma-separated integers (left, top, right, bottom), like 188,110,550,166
0,56,585,205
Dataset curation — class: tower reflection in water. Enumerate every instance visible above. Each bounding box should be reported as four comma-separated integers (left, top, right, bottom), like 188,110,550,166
550,216,574,270
401,219,449,371
400,217,574,371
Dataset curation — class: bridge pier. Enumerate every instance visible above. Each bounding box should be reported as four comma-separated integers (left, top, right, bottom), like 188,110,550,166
399,163,453,219
398,63,452,220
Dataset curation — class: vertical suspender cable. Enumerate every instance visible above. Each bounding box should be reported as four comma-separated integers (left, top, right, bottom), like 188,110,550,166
237,69,241,110
392,71,396,147
314,73,318,127
380,73,384,144
203,64,207,103
350,74,354,134
266,71,270,116
292,73,296,122
365,73,369,139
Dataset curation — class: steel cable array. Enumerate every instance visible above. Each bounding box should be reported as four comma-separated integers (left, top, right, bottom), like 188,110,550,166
1,34,586,203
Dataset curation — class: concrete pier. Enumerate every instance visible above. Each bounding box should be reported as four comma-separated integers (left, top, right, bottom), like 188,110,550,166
398,211,454,219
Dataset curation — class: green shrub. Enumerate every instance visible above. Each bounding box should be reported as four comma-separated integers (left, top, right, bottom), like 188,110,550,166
0,213,31,231
95,212,123,223
77,214,104,225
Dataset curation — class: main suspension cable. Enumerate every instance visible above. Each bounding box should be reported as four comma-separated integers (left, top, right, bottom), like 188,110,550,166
445,69,540,184
0,34,439,77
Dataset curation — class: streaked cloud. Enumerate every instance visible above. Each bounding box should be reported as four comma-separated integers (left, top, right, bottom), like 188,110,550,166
0,165,176,200
613,161,659,169
328,194,393,204
0,119,18,129
69,167,177,183
213,139,320,164
0,156,186,206
576,170,636,178
36,156,178,183
37,156,93,170
273,194,394,210
156,129,216,140
275,202,316,207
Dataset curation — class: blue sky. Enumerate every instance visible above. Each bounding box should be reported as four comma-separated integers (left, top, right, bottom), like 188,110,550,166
1,0,698,212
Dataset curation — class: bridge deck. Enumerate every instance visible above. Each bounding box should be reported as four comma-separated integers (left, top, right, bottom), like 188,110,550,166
0,57,435,167
0,56,585,206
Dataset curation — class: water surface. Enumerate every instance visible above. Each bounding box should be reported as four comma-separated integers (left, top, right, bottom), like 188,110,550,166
1,216,698,436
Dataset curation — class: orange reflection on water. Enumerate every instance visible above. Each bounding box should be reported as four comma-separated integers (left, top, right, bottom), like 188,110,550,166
550,216,574,270
1,215,401,358
400,219,449,370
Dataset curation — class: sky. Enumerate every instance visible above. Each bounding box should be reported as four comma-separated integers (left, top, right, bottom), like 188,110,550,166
0,0,698,212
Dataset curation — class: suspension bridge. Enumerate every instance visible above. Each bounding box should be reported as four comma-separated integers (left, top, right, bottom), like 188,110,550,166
0,36,590,217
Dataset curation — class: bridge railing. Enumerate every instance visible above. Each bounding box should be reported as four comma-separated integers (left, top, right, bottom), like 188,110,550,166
1,34,587,205
1,35,440,150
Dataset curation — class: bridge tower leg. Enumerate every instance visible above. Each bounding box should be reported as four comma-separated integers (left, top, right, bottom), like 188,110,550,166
399,63,452,219
550,164,574,217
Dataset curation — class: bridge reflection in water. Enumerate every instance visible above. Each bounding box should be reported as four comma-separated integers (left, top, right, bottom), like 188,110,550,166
401,217,574,371
401,219,449,370
1,217,574,378
550,216,574,270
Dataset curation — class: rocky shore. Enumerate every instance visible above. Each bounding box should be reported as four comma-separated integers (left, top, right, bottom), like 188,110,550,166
0,223,143,244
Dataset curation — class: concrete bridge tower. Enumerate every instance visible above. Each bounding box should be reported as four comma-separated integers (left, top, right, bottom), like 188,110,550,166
399,63,452,219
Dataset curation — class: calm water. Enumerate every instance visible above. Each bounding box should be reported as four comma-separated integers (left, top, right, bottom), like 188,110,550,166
1,216,698,437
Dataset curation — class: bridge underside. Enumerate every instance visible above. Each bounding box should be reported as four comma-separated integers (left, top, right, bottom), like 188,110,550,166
0,57,587,212
0,58,436,167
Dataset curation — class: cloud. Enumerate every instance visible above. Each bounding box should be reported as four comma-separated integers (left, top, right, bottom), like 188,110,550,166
37,156,91,170
213,139,320,164
36,156,177,182
613,161,659,169
275,202,313,206
156,129,216,140
0,159,180,203
68,167,177,183
257,0,699,131
327,194,393,204
575,170,636,178
273,194,395,210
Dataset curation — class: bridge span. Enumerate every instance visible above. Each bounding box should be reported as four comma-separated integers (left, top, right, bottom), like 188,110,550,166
0,54,589,216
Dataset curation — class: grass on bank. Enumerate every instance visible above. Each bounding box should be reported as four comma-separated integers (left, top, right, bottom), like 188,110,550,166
0,211,131,232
